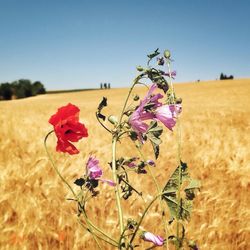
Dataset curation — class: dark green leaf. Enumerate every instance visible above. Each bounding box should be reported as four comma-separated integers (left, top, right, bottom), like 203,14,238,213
74,178,85,187
147,48,160,59
97,97,107,121
146,121,163,159
162,162,200,221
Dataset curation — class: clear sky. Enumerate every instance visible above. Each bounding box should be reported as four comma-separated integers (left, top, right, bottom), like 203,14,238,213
0,0,249,90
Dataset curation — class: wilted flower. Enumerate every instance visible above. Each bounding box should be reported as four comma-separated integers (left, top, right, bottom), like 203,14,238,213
141,231,164,246
49,103,88,154
146,160,155,166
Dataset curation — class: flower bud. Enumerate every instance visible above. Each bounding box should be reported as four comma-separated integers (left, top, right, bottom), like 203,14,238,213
176,97,182,104
146,160,155,166
141,231,164,246
108,115,118,125
164,50,171,59
188,240,199,250
136,65,144,71
133,94,140,101
157,57,165,66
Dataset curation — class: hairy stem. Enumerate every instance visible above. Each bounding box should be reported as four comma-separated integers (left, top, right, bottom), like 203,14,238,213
112,136,125,236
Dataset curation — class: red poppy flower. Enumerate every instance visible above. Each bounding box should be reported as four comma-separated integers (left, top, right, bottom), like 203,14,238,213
49,103,88,154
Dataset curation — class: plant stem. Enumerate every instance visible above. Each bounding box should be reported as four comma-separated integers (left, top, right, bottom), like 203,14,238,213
44,131,116,247
112,136,124,236
129,191,169,248
77,217,118,248
96,112,112,133
176,118,182,249
118,74,142,125
136,144,169,250
166,59,182,249
44,131,77,199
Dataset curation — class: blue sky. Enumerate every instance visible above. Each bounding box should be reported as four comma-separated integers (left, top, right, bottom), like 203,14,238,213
0,0,249,90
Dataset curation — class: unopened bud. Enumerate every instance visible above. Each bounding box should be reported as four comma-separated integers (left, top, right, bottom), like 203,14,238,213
176,97,182,104
157,57,164,66
133,94,140,101
164,50,171,59
108,115,118,125
136,66,144,72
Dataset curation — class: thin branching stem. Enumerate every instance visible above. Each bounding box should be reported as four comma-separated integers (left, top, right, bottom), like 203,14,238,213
135,144,169,250
128,191,169,248
95,112,112,133
44,131,117,247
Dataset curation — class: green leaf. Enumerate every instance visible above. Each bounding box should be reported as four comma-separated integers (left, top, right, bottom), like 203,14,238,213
162,161,200,221
146,121,163,159
150,141,159,159
147,48,160,59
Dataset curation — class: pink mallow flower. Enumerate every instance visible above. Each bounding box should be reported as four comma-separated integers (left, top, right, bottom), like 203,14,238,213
155,104,182,131
129,84,163,141
86,156,115,186
129,83,182,140
142,231,164,246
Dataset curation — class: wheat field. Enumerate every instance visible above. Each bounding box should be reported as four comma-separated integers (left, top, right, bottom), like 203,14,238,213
0,79,249,250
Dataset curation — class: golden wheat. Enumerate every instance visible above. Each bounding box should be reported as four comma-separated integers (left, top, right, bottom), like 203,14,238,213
0,79,249,250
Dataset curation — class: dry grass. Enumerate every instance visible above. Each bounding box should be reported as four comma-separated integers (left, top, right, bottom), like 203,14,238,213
0,79,249,250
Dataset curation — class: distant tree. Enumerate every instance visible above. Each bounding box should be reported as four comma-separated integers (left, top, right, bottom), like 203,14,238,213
32,81,46,95
220,73,234,80
12,79,32,98
220,73,225,80
100,83,103,89
108,83,111,89
0,83,13,100
104,83,107,89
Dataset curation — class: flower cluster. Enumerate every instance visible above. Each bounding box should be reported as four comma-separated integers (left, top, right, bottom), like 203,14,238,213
129,83,182,142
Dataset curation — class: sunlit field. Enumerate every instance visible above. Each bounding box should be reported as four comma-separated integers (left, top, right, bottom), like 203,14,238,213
0,79,249,250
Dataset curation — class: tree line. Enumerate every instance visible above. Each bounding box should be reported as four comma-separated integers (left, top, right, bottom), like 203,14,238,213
220,73,234,80
0,79,46,100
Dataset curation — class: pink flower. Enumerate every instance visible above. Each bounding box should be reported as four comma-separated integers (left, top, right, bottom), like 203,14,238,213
86,156,115,186
129,83,182,140
87,156,103,179
142,231,164,246
129,84,163,141
155,104,182,131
